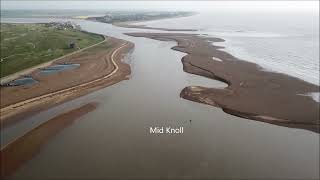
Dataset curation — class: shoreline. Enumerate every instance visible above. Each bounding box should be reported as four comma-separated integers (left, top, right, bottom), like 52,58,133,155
0,36,134,128
125,32,320,133
87,12,199,32
113,22,198,32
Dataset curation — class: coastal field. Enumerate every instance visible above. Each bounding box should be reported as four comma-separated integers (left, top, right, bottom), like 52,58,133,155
0,23,104,77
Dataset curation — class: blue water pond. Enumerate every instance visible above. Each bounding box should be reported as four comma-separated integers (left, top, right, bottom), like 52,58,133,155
2,76,38,86
39,64,80,75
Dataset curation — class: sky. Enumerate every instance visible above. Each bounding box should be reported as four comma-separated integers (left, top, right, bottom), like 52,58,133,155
1,1,319,12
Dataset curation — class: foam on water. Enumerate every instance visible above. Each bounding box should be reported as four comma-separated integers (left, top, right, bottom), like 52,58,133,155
299,92,320,103
212,35,319,86
310,92,320,102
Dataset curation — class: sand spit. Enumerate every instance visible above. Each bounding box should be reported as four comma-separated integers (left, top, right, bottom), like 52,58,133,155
113,22,197,32
0,37,134,128
126,33,319,133
0,103,97,177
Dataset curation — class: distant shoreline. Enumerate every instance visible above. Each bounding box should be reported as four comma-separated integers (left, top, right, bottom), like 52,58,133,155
86,11,199,31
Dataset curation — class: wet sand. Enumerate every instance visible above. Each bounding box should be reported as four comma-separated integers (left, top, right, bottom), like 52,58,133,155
0,37,134,128
113,22,197,32
126,33,320,133
0,102,97,177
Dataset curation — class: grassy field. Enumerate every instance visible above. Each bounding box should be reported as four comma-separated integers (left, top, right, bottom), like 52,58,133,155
0,23,104,77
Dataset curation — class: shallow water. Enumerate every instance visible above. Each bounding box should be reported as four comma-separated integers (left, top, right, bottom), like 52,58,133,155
38,64,80,75
1,76,38,86
1,18,318,179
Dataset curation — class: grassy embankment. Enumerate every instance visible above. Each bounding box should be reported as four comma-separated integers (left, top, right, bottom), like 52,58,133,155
0,23,104,78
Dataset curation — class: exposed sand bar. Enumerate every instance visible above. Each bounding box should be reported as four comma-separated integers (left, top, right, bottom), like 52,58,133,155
113,22,197,32
0,37,134,128
126,33,320,133
0,103,97,177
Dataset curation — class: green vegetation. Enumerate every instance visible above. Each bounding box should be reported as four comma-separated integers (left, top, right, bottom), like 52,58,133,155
0,23,104,77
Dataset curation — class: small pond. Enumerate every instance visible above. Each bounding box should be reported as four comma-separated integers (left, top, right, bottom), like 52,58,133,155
1,76,38,87
39,64,80,75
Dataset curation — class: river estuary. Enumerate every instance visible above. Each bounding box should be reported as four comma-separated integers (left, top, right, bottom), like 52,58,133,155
1,18,319,179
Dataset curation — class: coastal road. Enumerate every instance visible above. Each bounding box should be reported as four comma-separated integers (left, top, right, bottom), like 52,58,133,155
0,40,130,132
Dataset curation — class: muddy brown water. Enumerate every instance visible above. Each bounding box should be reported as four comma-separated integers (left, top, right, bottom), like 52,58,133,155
1,19,319,179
